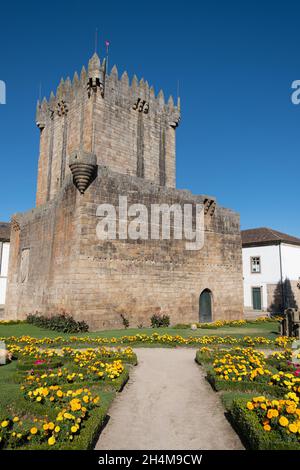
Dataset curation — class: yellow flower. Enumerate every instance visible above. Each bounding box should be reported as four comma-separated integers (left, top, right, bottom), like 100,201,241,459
279,416,289,427
54,426,60,433
71,425,78,433
48,422,55,430
247,402,254,410
1,420,9,428
288,423,297,433
30,427,38,435
36,396,42,402
267,409,279,419
13,417,19,423
43,423,48,430
48,436,56,446
56,390,63,398
286,405,296,414
263,424,271,431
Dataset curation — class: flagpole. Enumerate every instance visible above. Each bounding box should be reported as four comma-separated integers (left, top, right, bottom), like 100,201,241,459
105,40,110,73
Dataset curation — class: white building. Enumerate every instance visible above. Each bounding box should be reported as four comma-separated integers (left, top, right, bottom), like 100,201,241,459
242,227,300,314
0,223,10,308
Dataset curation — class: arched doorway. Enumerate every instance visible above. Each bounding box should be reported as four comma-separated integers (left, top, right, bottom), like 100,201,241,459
199,289,212,323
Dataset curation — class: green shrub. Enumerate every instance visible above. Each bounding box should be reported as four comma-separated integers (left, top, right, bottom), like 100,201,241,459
120,314,129,329
150,314,170,328
231,398,300,450
26,313,89,333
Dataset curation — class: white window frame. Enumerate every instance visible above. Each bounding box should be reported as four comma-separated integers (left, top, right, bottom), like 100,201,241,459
250,256,261,274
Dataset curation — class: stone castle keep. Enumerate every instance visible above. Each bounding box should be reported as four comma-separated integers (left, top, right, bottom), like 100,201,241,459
4,52,244,329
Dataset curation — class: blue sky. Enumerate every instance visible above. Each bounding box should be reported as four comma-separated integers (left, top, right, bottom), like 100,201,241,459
0,0,300,235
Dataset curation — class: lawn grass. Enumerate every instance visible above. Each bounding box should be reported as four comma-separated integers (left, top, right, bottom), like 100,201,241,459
0,320,279,341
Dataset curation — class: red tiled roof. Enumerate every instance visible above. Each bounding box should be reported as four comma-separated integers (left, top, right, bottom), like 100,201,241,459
0,222,11,241
242,227,300,247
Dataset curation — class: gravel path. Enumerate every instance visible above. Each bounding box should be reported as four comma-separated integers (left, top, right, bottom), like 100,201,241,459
95,348,243,450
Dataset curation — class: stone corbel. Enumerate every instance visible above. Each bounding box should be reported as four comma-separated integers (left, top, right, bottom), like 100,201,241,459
169,110,181,128
69,150,97,194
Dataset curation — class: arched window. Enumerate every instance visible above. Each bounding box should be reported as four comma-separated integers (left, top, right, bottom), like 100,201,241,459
199,289,212,323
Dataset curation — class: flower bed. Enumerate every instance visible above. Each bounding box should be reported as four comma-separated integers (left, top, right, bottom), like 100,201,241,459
62,346,138,365
230,395,300,450
176,316,281,330
268,371,300,397
1,333,292,349
0,383,101,449
212,348,271,383
198,347,289,396
195,342,300,449
0,342,135,449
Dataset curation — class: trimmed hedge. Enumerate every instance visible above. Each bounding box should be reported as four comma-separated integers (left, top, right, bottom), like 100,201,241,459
16,357,63,371
95,355,138,366
206,369,285,397
195,349,218,365
109,368,129,392
231,398,300,450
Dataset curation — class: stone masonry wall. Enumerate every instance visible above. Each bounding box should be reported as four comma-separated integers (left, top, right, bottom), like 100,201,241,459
5,167,244,330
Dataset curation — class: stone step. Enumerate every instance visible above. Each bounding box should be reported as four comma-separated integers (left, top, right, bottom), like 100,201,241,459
244,310,269,320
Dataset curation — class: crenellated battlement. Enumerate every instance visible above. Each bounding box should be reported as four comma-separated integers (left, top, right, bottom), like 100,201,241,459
35,52,180,207
36,53,180,130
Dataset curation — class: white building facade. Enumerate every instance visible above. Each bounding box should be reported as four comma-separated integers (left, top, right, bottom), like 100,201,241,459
242,228,300,313
0,223,10,307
